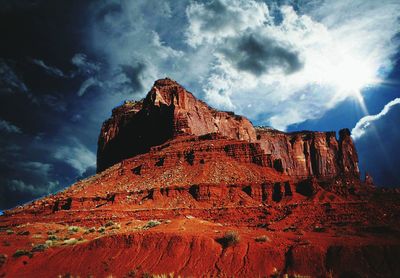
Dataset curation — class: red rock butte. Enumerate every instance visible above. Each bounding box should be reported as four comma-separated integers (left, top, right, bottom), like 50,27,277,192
0,78,399,278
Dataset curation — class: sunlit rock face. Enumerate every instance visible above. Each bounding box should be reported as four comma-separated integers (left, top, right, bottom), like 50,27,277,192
255,128,359,180
97,78,256,172
97,78,359,182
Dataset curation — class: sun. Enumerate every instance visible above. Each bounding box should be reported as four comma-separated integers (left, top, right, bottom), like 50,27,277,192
329,57,378,95
305,50,380,110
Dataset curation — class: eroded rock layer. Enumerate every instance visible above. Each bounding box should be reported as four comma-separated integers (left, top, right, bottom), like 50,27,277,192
98,78,359,182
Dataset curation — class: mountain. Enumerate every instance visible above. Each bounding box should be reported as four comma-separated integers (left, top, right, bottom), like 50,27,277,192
0,78,399,278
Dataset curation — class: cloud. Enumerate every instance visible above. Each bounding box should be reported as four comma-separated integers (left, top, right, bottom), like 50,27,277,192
71,53,101,76
54,138,96,175
120,63,146,91
41,94,67,112
352,98,400,140
19,161,52,178
184,0,400,130
0,119,22,134
351,99,400,186
87,1,184,98
77,77,101,96
0,59,28,93
32,59,66,78
220,34,303,76
8,179,59,196
185,0,269,47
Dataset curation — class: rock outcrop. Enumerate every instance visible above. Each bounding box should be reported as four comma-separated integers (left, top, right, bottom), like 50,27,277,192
97,78,359,182
255,128,360,180
97,78,256,172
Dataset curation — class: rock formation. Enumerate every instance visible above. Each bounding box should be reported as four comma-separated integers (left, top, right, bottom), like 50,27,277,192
98,78,360,183
97,78,256,172
1,78,398,278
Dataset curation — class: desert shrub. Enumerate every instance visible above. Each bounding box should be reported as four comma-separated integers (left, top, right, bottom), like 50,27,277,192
88,227,96,233
32,244,47,252
255,235,269,242
6,229,13,235
143,220,161,229
105,221,115,227
217,231,240,248
98,227,106,233
68,226,79,233
48,235,58,240
13,249,33,258
110,224,121,230
45,240,53,246
63,238,78,245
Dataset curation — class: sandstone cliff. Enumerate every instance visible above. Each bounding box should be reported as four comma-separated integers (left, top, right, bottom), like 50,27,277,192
97,78,359,183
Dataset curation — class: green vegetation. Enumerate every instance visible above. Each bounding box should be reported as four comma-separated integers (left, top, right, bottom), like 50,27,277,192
68,226,80,233
13,249,33,258
143,220,161,229
105,221,115,227
48,235,58,240
31,244,47,252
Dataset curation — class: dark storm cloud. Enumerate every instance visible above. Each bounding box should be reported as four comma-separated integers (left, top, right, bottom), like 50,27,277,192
0,132,95,209
0,59,28,93
0,0,100,209
221,35,304,76
0,119,22,134
120,63,146,92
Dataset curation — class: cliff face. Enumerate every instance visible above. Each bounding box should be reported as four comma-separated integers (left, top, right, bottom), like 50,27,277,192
256,128,359,180
97,78,359,182
97,78,256,172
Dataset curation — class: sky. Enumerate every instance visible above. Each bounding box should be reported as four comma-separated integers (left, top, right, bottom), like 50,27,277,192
0,0,399,210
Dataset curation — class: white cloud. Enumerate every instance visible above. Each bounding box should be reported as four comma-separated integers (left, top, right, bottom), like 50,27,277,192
185,0,270,47
0,119,22,134
352,98,400,140
32,59,66,78
84,0,190,100
184,0,400,130
54,138,96,175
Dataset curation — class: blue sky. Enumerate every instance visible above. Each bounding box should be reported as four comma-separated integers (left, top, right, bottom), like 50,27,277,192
0,0,399,209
